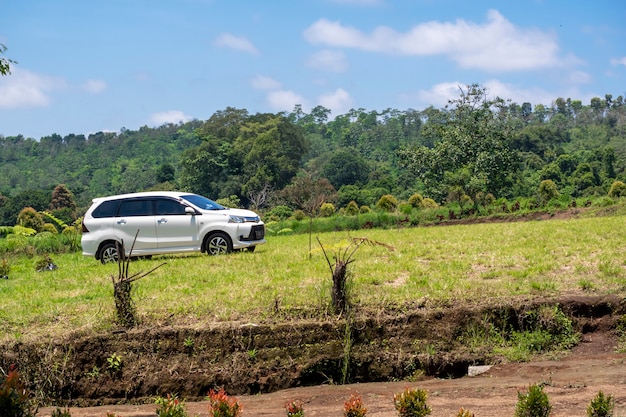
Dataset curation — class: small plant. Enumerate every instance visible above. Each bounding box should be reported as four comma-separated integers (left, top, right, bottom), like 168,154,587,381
456,408,474,417
344,393,367,417
285,399,304,417
0,364,38,417
107,353,122,373
155,394,188,417
85,366,100,379
0,258,9,279
393,387,431,417
35,254,57,272
515,384,551,417
587,390,614,417
51,408,72,417
207,388,242,417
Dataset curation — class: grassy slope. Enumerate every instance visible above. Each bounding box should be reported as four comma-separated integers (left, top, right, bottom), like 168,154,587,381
1,213,625,343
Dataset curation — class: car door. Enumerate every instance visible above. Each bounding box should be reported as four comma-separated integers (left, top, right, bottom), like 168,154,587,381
154,198,200,250
115,198,158,253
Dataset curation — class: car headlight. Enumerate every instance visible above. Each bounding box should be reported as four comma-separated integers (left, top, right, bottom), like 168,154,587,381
228,215,246,223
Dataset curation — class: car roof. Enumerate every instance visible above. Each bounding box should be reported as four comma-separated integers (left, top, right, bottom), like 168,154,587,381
92,191,193,202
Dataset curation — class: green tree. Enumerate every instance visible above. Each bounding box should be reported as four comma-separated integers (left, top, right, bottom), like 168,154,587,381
322,148,371,189
0,44,16,76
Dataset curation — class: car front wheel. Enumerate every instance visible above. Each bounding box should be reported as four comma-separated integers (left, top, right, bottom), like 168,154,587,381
99,242,120,264
206,233,233,255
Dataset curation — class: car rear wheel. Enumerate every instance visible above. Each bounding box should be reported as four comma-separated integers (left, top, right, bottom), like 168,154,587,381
206,233,232,255
99,242,120,264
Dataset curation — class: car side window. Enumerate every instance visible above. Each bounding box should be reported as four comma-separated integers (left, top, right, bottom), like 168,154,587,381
92,200,121,218
118,199,154,217
155,199,187,215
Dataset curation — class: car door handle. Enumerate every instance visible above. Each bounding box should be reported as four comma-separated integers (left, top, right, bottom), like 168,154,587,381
157,218,168,224
117,219,127,225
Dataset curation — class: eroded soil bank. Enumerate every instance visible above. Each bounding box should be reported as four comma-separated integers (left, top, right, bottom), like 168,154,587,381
2,294,624,411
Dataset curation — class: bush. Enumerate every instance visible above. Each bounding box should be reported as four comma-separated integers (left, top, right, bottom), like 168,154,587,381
587,390,614,417
285,400,304,417
514,384,551,417
0,365,37,417
421,198,438,209
155,394,188,417
266,205,294,220
538,180,559,205
456,409,474,417
393,387,431,417
408,193,423,208
320,202,335,217
207,388,242,417
345,201,359,216
376,194,398,212
293,210,306,221
51,408,72,417
608,180,626,198
344,393,367,417
17,207,44,233
359,205,371,214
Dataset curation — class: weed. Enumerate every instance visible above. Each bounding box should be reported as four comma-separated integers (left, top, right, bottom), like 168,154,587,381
106,353,122,373
0,365,38,417
207,388,242,417
344,393,367,417
183,337,194,349
514,384,551,417
0,258,9,278
586,390,614,417
285,399,304,417
85,366,100,379
393,387,431,417
155,394,188,417
51,408,72,417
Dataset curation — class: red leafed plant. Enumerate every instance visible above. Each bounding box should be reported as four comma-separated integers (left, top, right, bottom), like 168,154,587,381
344,393,367,417
285,399,304,416
207,388,242,417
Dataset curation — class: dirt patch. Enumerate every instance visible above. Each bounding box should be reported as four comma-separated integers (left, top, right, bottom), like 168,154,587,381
1,294,620,417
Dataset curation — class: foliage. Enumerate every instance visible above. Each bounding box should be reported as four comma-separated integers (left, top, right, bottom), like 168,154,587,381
207,388,242,417
538,180,559,205
319,202,335,217
586,390,614,417
0,365,37,417
155,394,189,417
345,200,359,215
455,409,474,417
393,387,431,417
285,400,304,417
608,180,626,198
215,195,241,208
514,384,551,417
344,393,367,417
376,194,398,212
0,258,9,278
16,208,44,233
50,408,72,417
408,193,423,208
0,43,17,76
266,205,294,220
282,173,337,216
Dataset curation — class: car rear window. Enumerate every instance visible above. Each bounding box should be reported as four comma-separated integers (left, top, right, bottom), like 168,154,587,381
91,200,121,218
118,199,154,217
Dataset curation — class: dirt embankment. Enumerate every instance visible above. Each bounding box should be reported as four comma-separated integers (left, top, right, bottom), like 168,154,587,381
2,295,625,416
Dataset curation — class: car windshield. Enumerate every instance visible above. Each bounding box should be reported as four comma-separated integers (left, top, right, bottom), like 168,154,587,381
181,194,226,210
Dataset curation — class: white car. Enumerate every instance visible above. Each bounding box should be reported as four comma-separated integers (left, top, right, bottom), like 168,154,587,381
81,191,265,263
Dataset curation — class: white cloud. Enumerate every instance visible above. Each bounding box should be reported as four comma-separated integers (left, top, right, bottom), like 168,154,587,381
0,69,65,109
318,88,353,115
82,79,107,94
307,50,348,73
214,33,259,55
610,57,626,67
250,75,282,90
304,10,563,72
149,110,192,125
266,90,309,112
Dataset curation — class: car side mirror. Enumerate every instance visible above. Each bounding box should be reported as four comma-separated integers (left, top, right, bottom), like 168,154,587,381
185,206,197,215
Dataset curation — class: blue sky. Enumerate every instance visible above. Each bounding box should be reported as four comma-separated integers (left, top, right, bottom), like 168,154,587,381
1,0,625,140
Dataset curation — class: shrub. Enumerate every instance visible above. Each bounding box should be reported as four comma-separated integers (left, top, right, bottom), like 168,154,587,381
393,387,431,417
421,198,438,209
408,193,424,208
359,205,371,214
0,365,37,417
215,195,240,208
376,194,398,212
514,384,551,417
587,390,614,417
51,408,72,417
456,408,474,417
319,202,335,217
538,180,559,205
0,258,9,278
293,210,306,221
266,205,294,220
42,223,58,234
17,207,45,233
344,393,367,417
345,200,359,216
608,180,626,198
155,394,188,417
207,388,242,417
285,400,304,417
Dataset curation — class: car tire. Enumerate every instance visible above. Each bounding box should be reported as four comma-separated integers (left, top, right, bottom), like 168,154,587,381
246,246,256,253
99,242,120,264
206,232,233,255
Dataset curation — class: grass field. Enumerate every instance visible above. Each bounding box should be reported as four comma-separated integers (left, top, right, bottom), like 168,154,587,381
1,214,625,343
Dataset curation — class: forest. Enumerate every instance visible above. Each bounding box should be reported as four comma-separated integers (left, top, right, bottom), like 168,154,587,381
0,84,625,226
